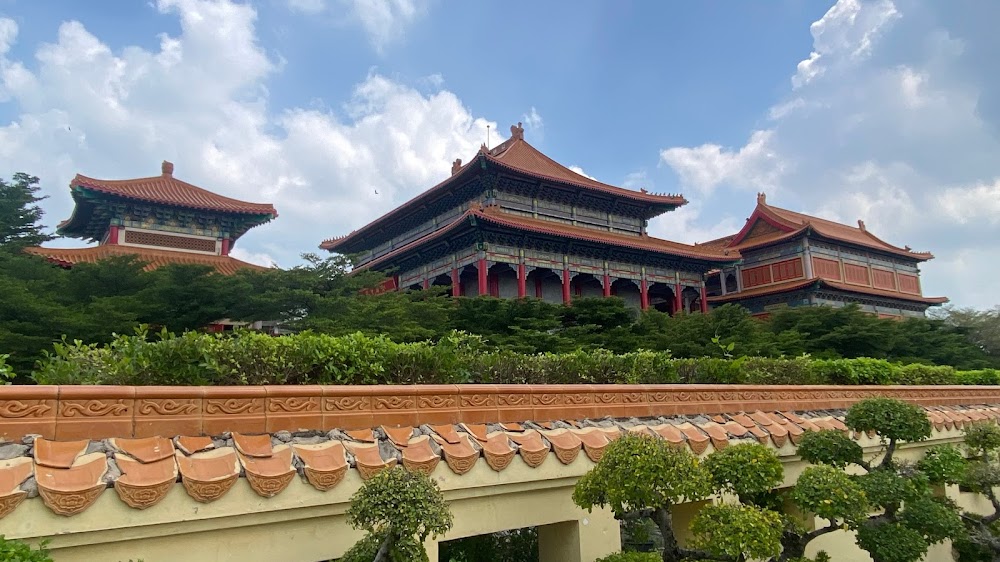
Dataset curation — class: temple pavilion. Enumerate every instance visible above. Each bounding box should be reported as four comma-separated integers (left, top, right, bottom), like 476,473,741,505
27,161,277,275
322,124,946,319
321,123,739,314
700,193,947,318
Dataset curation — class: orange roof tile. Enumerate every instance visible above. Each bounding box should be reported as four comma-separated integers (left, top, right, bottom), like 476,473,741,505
719,194,933,260
69,162,277,217
321,131,684,253
484,136,686,206
24,245,267,276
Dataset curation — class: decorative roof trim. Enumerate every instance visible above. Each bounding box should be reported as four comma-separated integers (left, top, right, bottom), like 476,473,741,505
708,277,948,305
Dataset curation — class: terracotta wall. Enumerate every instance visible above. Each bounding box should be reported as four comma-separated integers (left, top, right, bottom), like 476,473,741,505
3,384,999,442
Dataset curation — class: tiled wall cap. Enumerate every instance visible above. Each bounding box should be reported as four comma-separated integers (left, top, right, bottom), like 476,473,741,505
431,434,479,475
232,433,274,458
33,438,89,469
175,448,240,503
400,436,440,475
0,458,32,519
36,452,107,516
109,436,175,464
292,441,348,491
175,436,215,455
539,429,582,465
113,454,177,509
239,444,295,498
381,426,415,448
480,433,516,472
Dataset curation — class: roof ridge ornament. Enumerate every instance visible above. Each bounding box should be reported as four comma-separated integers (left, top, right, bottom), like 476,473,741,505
757,192,766,204
161,161,174,177
510,122,524,141
857,219,866,231
452,159,462,176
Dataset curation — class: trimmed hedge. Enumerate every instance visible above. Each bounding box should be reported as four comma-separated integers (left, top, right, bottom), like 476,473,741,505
29,329,1000,387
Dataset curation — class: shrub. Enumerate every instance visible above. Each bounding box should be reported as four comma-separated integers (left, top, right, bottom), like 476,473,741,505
26,329,1000,387
0,536,52,562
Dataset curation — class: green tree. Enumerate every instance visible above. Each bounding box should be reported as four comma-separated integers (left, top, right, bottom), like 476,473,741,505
341,467,453,562
0,173,52,249
789,398,965,562
573,434,783,562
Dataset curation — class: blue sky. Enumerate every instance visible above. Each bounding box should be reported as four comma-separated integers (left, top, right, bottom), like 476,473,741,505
1,0,998,308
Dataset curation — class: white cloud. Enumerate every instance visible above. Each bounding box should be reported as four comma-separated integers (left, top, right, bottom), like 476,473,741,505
658,0,1000,307
230,247,278,268
937,179,1000,225
0,0,496,269
522,106,543,130
658,129,785,194
647,203,743,246
0,18,15,55
291,0,425,52
567,166,597,181
793,0,899,89
622,170,649,190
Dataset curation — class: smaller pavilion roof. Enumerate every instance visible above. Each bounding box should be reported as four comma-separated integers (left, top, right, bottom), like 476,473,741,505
700,193,934,261
58,161,277,242
25,245,267,276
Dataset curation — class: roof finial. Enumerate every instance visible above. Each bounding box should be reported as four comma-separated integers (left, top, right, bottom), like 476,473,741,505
162,161,174,176
452,158,463,176
757,192,766,204
511,122,524,141
857,219,866,231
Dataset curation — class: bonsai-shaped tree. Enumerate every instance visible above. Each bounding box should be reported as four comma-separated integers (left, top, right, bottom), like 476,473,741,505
951,422,1000,560
341,467,453,562
573,433,784,562
790,397,966,562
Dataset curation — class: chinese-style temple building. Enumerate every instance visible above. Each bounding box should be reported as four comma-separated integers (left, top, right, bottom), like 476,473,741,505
322,124,946,319
700,193,947,318
321,123,738,314
26,161,277,276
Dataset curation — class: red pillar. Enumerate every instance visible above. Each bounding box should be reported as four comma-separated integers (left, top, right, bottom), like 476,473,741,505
700,285,709,314
451,267,460,297
603,274,611,297
423,278,430,290
221,238,230,256
674,283,683,315
562,269,571,304
640,279,649,310
108,225,120,245
517,264,526,298
477,258,488,296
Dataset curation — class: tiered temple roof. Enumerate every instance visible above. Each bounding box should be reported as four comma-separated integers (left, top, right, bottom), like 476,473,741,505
322,123,687,255
28,161,276,275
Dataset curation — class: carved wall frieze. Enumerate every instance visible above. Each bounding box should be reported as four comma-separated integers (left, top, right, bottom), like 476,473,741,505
204,399,262,415
325,396,370,411
0,402,52,418
61,400,129,418
267,397,319,413
137,400,198,416
373,396,415,410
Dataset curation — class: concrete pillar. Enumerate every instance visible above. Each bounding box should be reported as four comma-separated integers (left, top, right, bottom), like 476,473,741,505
562,269,571,304
477,258,488,296
720,270,727,296
424,537,439,561
537,511,621,562
803,238,814,279
517,263,527,298
451,267,460,297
